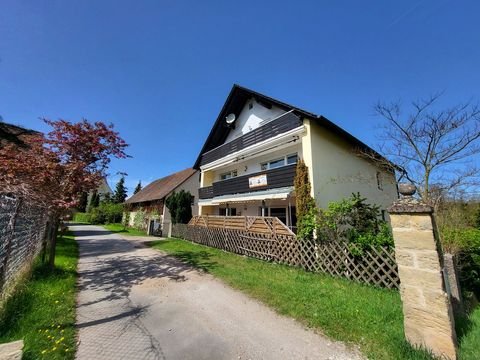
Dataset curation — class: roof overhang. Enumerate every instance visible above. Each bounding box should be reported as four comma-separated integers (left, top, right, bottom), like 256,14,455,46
198,186,294,206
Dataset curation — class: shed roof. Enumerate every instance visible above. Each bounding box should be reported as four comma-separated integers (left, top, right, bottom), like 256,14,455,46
125,168,197,204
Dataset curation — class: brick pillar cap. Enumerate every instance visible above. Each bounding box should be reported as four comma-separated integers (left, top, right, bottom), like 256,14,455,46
388,197,433,214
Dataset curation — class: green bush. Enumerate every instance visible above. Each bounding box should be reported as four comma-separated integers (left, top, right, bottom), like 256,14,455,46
317,193,394,253
89,203,124,224
133,210,147,230
441,226,480,301
165,190,193,224
73,212,92,223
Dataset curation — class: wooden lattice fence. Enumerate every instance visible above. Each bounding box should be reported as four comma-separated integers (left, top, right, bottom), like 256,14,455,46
172,216,400,289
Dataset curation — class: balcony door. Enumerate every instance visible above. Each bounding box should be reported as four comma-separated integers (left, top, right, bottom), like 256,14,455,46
269,207,287,225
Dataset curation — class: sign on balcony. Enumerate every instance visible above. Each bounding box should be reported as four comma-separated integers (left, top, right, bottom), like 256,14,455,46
249,174,268,188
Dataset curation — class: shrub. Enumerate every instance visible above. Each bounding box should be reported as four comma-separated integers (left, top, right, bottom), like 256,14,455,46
294,160,317,240
73,212,92,223
441,226,480,301
133,210,147,230
89,203,123,224
317,193,394,253
165,190,193,224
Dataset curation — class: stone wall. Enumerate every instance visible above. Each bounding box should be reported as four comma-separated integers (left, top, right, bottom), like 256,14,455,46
0,195,48,298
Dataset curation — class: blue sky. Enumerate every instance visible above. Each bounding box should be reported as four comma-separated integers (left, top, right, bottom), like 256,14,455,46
1,0,479,194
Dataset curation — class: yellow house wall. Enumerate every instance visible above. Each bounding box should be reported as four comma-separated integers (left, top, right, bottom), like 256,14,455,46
306,119,398,211
200,171,215,187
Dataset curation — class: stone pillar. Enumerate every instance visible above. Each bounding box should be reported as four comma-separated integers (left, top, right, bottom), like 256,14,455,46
0,340,23,360
388,186,457,360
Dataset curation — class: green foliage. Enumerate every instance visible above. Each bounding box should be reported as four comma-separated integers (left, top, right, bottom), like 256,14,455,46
441,226,480,301
294,160,317,240
87,190,99,212
436,202,480,301
0,232,78,359
101,192,112,204
73,212,91,223
89,202,124,224
133,181,142,195
317,193,394,252
113,176,127,204
296,206,317,241
165,190,193,224
121,211,129,228
133,210,147,230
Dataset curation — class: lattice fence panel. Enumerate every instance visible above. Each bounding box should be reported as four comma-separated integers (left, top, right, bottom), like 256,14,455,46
171,219,400,289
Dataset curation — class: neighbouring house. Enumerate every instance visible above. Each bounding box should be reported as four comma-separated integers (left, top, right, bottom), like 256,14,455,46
0,122,40,148
124,168,198,235
194,85,398,230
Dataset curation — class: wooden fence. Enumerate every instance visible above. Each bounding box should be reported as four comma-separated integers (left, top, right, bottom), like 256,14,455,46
172,216,400,289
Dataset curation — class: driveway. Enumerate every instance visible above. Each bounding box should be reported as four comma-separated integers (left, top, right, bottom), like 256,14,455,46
73,224,362,360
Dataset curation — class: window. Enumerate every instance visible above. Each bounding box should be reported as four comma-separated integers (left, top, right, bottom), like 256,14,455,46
268,158,284,169
220,170,237,180
287,153,298,165
260,153,298,170
219,207,236,216
376,171,383,190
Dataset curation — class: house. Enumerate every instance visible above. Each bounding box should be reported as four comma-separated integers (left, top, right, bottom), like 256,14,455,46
0,122,40,148
124,168,198,235
194,85,398,230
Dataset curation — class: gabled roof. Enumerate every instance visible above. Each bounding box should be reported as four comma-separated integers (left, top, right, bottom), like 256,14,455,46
193,84,393,170
0,122,41,148
125,168,197,204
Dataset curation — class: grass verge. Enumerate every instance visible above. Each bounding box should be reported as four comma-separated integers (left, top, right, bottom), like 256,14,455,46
457,307,480,359
149,238,478,360
0,231,78,359
103,223,147,236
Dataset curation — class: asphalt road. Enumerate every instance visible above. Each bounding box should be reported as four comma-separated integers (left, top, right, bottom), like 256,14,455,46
73,224,362,360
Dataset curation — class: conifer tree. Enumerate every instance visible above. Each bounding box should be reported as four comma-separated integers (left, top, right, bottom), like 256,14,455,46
294,160,317,240
133,181,142,194
113,176,128,204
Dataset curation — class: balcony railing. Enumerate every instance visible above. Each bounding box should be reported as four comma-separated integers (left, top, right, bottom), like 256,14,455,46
198,186,214,199
200,112,302,166
199,164,296,199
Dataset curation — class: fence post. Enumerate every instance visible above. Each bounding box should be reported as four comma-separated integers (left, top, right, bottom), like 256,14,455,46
388,185,457,360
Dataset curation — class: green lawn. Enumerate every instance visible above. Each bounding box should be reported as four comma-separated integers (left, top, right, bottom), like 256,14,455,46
458,307,480,360
0,231,78,359
149,237,479,360
103,223,148,236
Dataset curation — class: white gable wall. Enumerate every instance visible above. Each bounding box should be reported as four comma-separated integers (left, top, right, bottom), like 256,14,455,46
224,98,286,142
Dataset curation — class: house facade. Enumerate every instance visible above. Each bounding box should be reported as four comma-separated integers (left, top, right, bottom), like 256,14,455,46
194,85,398,230
124,168,198,235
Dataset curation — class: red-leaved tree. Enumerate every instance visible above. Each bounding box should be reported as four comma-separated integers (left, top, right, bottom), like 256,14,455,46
0,119,128,267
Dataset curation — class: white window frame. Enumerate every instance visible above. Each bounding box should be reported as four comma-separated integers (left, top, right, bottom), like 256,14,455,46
220,169,238,181
261,153,298,171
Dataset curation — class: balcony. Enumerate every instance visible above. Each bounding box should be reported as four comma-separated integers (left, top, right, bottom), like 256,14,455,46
199,112,302,166
199,164,296,200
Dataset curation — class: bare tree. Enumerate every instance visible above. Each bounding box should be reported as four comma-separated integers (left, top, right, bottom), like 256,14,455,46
372,93,480,207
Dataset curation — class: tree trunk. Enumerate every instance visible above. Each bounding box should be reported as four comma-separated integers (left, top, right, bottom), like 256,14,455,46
41,220,52,264
48,217,60,269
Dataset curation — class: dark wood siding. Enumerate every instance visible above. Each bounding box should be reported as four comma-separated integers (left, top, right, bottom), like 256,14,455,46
199,164,296,199
198,186,214,199
200,112,302,166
